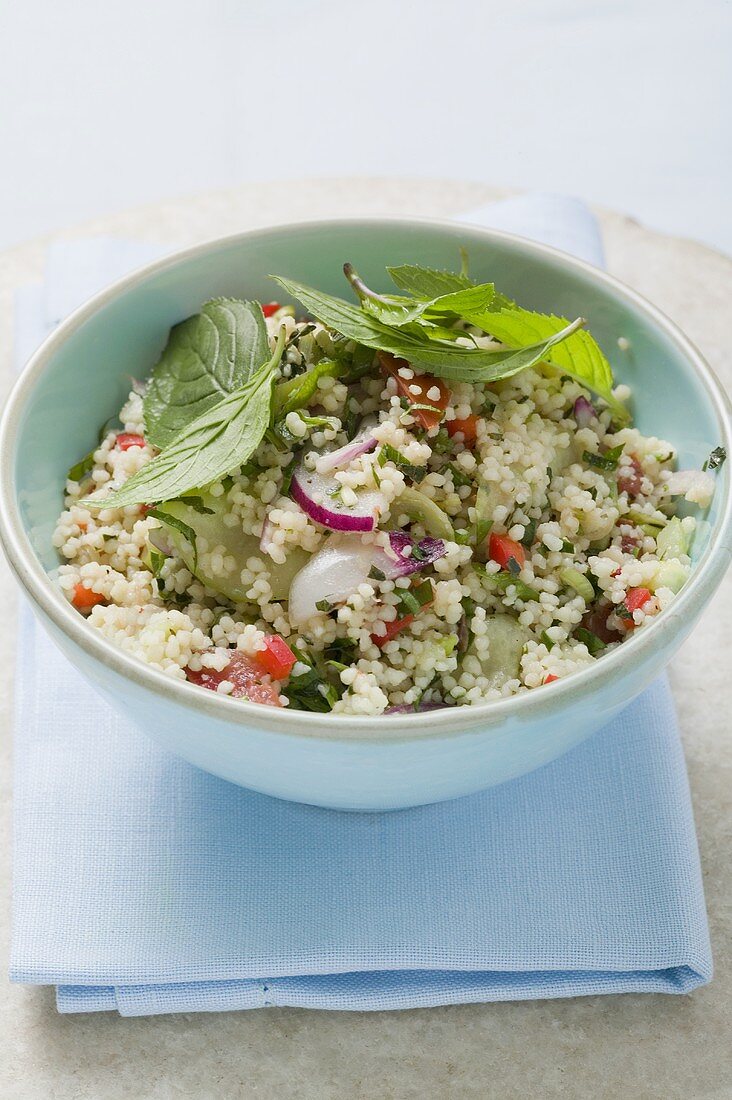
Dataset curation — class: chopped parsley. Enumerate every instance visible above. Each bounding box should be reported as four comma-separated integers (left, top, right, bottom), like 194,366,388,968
583,444,624,471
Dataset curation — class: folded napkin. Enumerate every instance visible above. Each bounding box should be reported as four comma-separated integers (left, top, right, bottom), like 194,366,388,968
11,196,712,1016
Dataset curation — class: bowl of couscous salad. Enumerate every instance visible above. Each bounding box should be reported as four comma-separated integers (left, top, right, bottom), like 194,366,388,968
1,220,730,809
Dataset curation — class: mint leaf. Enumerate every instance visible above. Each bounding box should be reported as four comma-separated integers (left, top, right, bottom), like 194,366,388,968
345,263,495,328
67,449,96,483
464,298,627,422
82,330,285,510
143,298,269,448
387,264,472,298
273,358,342,417
271,275,583,383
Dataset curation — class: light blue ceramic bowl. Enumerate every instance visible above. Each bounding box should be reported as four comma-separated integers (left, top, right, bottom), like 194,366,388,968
1,220,730,810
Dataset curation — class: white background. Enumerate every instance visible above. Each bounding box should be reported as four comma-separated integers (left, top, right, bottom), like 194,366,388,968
1,0,729,252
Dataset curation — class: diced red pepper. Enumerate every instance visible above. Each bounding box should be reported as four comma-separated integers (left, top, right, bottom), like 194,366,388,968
371,614,414,648
255,635,297,680
186,651,282,707
543,673,559,684
262,302,281,318
618,455,643,496
116,433,146,451
446,414,478,446
71,583,106,611
488,533,526,571
378,351,449,430
625,587,652,613
616,587,653,631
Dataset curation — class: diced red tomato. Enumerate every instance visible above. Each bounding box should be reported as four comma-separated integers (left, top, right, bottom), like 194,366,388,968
370,614,414,648
616,587,653,632
446,414,478,446
488,533,526,571
618,455,643,496
71,583,106,611
543,673,559,684
116,433,146,451
262,302,281,318
255,635,297,680
378,351,449,430
185,651,282,707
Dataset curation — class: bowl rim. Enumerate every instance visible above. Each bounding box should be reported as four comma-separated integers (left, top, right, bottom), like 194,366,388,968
1,215,730,742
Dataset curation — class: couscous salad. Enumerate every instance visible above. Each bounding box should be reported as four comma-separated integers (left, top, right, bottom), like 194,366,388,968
54,259,725,714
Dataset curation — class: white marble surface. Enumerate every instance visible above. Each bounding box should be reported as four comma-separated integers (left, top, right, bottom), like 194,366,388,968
0,179,730,1098
1,2,731,254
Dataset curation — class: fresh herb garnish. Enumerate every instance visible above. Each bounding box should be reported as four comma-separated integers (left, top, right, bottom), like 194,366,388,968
583,444,624,471
520,518,537,548
286,665,339,712
273,358,342,418
369,565,386,581
378,443,428,483
322,637,358,667
506,555,521,576
397,589,421,615
81,328,286,511
412,579,433,606
67,449,96,484
144,299,270,448
575,626,606,655
475,566,540,602
540,630,555,651
272,274,584,384
446,462,473,488
280,457,297,496
273,260,628,419
315,598,334,612
176,495,215,515
432,428,453,455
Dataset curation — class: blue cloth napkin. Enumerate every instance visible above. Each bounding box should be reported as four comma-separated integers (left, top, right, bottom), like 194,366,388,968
10,196,712,1016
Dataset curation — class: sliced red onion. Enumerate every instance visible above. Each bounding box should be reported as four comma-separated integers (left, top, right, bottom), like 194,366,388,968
384,532,447,577
288,532,447,624
573,396,596,427
385,702,452,714
289,539,376,624
316,426,377,474
291,462,384,532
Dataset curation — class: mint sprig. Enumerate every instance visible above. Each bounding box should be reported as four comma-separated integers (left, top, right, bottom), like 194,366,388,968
143,298,270,448
81,328,286,511
271,274,584,383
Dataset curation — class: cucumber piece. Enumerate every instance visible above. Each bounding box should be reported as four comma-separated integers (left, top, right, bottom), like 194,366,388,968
559,567,595,602
152,492,310,602
655,516,690,560
650,559,688,594
395,487,454,540
467,615,531,690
